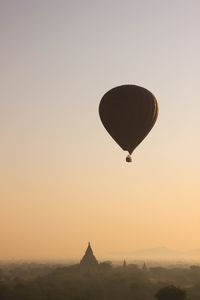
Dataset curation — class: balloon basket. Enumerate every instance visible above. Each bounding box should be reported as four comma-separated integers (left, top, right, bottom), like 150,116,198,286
126,155,132,163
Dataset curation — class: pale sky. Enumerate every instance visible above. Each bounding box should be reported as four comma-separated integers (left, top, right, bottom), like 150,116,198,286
1,0,200,260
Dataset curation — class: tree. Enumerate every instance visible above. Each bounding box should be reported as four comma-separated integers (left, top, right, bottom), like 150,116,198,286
155,285,188,300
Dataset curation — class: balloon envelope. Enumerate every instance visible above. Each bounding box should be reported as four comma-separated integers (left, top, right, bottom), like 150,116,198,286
99,85,158,155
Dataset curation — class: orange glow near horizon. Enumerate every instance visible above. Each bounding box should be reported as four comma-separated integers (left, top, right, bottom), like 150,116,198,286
1,1,200,261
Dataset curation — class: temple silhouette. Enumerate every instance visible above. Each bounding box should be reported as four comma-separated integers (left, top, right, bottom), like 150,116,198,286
80,242,98,268
79,243,149,272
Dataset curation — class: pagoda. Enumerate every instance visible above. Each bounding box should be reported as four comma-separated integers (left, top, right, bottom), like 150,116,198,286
142,262,148,272
80,242,98,268
123,259,127,268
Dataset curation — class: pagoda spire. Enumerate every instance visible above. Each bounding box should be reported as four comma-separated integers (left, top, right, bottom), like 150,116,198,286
142,262,148,271
123,259,127,267
80,242,98,268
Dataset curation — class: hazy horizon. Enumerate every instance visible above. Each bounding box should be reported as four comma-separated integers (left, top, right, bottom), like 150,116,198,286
1,1,200,260
2,243,200,262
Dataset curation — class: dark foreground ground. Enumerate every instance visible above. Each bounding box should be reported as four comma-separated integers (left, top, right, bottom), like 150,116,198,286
0,261,200,299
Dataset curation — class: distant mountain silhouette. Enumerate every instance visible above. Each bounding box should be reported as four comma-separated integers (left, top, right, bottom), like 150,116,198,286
132,246,180,257
110,247,200,259
186,248,200,256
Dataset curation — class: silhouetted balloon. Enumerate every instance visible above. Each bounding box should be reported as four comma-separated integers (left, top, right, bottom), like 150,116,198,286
99,85,158,162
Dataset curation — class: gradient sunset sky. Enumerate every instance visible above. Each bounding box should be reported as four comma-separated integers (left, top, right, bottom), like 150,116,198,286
1,0,200,260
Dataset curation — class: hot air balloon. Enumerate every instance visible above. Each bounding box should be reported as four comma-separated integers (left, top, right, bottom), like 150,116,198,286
99,84,158,162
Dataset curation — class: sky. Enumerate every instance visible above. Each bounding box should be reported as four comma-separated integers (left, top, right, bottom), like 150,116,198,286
1,0,200,260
